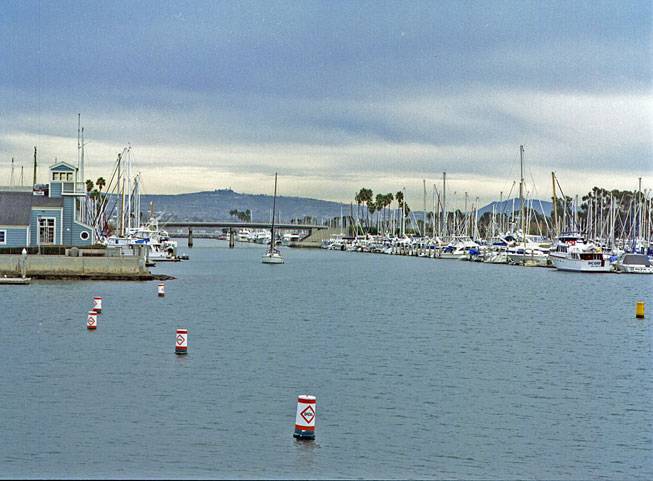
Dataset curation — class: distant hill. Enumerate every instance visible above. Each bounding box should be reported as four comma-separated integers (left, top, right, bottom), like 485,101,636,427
478,198,552,217
138,189,552,222
142,189,350,222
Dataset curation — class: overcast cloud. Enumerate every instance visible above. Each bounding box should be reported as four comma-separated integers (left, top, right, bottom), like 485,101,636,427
1,0,651,206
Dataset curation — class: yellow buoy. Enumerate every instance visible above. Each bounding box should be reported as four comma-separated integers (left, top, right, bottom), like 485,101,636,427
636,301,645,319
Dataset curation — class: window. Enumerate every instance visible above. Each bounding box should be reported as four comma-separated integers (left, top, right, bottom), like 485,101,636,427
0,230,6,244
80,231,90,241
52,171,73,181
38,218,56,244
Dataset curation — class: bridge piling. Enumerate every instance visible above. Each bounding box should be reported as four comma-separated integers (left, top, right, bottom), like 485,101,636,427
229,228,235,248
188,227,193,248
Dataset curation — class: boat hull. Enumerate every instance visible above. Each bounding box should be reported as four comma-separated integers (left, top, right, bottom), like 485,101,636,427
615,265,653,274
550,254,612,272
262,255,285,264
508,254,549,267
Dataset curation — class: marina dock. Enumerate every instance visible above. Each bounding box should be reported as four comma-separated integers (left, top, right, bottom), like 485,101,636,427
0,254,171,281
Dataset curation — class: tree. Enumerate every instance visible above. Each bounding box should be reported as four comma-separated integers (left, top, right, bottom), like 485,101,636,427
85,179,94,192
395,190,404,209
361,188,374,228
96,177,106,192
355,190,363,220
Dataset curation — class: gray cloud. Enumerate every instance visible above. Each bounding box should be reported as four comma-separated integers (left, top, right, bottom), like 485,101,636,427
1,0,651,206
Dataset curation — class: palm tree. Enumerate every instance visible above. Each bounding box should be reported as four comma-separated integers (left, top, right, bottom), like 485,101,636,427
395,191,404,209
355,191,363,221
367,199,377,233
384,193,394,232
362,188,373,228
96,177,106,193
85,179,94,193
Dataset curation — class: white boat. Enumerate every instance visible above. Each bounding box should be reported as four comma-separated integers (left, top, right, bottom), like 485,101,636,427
104,218,178,260
282,232,301,245
507,244,550,267
262,250,285,264
438,237,479,259
237,229,253,242
549,232,612,272
262,173,284,265
614,253,653,274
253,230,271,244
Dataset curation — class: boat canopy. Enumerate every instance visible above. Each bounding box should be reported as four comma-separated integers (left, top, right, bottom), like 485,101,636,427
622,254,651,267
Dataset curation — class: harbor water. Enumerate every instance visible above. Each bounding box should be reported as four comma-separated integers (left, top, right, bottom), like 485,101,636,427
1,239,652,479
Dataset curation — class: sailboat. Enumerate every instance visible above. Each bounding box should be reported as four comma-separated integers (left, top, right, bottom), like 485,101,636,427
262,172,284,264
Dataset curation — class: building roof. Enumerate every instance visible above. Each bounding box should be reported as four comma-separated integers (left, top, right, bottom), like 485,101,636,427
50,161,77,172
0,190,64,226
0,191,32,226
32,196,64,208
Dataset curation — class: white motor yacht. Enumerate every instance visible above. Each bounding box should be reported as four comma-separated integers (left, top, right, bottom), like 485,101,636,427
549,232,611,272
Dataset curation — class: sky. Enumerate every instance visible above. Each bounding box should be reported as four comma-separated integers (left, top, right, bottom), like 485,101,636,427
1,0,652,207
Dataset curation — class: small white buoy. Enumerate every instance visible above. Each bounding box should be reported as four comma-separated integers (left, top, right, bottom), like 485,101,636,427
175,328,188,354
87,310,97,330
293,394,316,440
92,296,103,313
158,282,165,297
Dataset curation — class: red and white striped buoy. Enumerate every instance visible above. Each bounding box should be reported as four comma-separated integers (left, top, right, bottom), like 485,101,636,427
175,328,188,354
87,310,97,330
158,283,165,297
92,296,103,313
293,395,317,440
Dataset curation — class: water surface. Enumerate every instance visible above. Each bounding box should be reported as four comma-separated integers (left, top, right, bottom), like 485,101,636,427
1,240,651,479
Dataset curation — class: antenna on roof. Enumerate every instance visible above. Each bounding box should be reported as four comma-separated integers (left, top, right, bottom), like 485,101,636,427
77,113,81,168
10,157,14,186
20,166,24,186
80,126,85,185
32,146,37,186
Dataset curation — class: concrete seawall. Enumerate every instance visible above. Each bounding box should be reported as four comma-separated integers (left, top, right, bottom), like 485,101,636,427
289,226,343,248
0,255,166,280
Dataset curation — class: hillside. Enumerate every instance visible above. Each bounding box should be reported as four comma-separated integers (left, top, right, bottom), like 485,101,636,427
142,189,348,222
139,189,553,222
478,199,552,217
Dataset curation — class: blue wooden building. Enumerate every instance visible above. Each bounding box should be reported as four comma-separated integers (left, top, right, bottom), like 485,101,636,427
0,162,94,248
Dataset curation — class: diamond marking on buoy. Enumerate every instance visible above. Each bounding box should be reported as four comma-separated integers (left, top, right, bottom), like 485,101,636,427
176,335,184,345
300,405,315,424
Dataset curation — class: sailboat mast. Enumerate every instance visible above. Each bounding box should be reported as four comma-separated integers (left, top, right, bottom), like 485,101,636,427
551,171,558,237
432,184,436,238
423,179,426,238
80,126,85,189
127,146,132,231
270,173,278,249
519,145,525,246
499,190,503,233
442,172,446,237
77,113,81,184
